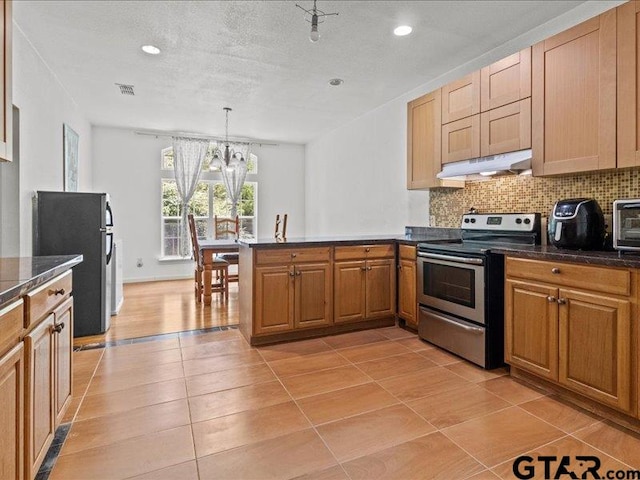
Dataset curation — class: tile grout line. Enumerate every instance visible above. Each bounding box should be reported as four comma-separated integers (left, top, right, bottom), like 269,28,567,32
179,337,202,480
255,347,355,480
565,425,638,471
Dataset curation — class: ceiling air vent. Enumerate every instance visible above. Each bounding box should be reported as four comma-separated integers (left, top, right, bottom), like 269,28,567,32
115,83,135,96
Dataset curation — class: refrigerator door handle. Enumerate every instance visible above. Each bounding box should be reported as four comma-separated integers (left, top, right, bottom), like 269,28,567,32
106,233,114,265
106,203,114,227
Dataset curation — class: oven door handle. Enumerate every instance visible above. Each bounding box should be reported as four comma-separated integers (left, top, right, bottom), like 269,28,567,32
417,252,484,265
419,307,484,334
620,203,640,209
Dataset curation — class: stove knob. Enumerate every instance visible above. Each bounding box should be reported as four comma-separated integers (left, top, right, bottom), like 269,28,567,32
515,218,522,224
464,218,470,223
470,218,476,223
524,218,531,225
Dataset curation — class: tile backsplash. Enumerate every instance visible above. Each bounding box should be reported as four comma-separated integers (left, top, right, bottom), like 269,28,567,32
429,168,640,227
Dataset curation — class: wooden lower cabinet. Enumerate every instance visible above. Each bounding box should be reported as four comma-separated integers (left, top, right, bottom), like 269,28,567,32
255,262,332,335
0,342,23,480
505,279,558,381
53,297,73,425
558,289,632,412
398,258,417,327
335,259,395,324
506,258,636,415
24,315,55,480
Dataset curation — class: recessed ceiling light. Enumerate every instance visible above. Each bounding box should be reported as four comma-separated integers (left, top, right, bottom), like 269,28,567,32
394,25,412,36
328,78,344,86
141,45,161,55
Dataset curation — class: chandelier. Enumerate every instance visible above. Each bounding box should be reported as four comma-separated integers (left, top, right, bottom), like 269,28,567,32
295,0,339,43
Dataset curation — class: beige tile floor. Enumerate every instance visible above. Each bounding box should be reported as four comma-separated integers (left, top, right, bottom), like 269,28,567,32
51,326,640,480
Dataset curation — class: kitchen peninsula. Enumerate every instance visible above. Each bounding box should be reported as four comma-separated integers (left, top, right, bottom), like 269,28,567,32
238,236,404,346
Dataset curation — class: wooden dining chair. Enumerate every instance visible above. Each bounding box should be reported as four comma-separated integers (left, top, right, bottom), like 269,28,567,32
188,214,229,302
214,215,239,284
275,213,288,241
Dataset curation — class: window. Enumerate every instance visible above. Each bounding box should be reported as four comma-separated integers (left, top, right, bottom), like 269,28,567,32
161,145,258,258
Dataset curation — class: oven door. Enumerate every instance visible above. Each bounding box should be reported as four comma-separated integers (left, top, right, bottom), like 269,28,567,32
417,251,485,324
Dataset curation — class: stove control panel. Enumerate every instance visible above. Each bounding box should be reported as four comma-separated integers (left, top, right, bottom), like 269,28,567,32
461,213,539,232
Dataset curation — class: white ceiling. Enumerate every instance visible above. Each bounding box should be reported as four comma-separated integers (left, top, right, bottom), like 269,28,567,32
14,0,587,144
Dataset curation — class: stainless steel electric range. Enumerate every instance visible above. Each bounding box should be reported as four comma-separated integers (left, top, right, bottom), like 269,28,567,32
417,213,541,369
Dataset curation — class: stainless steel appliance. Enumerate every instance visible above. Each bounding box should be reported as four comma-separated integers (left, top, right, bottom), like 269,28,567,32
613,199,640,252
417,213,541,368
34,191,114,337
548,198,605,250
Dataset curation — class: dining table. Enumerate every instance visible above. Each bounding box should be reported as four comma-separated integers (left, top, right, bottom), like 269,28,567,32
199,238,240,305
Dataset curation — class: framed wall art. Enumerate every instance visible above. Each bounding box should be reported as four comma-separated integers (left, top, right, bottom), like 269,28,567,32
63,123,79,192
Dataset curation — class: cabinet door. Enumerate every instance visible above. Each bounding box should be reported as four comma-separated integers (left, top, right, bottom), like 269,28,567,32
480,98,531,157
398,259,417,327
441,71,480,124
617,1,640,168
365,259,395,319
532,11,616,175
334,261,366,324
25,315,55,480
0,0,11,162
254,265,294,335
53,297,73,425
0,342,23,480
294,263,332,329
407,91,463,189
442,115,480,164
480,48,531,111
505,280,559,381
558,289,632,413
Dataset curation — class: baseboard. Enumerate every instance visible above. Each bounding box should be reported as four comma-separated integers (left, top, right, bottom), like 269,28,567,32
124,274,192,284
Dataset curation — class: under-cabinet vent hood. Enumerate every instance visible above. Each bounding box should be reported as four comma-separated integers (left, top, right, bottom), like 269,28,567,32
437,149,532,179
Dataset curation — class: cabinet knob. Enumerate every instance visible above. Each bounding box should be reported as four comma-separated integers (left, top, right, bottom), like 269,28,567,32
398,264,402,270
367,266,372,271
557,298,567,305
296,271,301,276
289,271,295,277
365,248,370,252
49,288,65,296
361,266,367,271
291,253,297,258
52,322,65,334
551,268,560,274
547,296,556,303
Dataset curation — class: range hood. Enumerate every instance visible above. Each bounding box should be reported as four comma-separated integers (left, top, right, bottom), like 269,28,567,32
437,149,532,179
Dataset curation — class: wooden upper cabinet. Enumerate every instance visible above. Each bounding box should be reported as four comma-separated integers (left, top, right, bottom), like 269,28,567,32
617,1,640,168
442,115,480,164
480,48,531,112
0,0,11,162
441,71,480,124
481,98,531,157
407,90,463,189
532,11,616,176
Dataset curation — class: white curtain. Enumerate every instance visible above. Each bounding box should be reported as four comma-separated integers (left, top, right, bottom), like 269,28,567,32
172,137,210,257
214,143,250,219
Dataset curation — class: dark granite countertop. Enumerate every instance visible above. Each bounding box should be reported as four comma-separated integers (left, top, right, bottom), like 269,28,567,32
492,245,640,269
239,228,462,249
0,255,83,308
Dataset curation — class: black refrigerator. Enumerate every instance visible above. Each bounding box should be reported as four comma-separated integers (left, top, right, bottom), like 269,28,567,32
34,191,114,337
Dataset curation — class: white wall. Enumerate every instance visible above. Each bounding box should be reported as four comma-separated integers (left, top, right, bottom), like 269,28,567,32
91,126,305,282
9,23,93,256
304,1,624,236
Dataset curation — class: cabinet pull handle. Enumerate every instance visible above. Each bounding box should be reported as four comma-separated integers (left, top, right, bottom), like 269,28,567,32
49,288,65,296
52,322,65,334
557,298,567,305
547,296,556,303
551,268,560,274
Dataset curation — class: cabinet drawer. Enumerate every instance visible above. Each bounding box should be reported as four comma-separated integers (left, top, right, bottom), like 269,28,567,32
256,247,330,265
0,299,23,356
24,271,73,329
506,257,630,296
334,244,395,260
398,244,417,260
